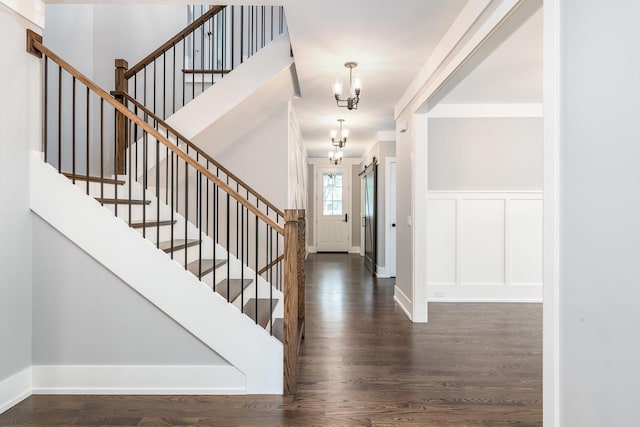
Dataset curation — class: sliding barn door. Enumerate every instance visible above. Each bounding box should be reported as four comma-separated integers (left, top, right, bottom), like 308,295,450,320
363,161,377,275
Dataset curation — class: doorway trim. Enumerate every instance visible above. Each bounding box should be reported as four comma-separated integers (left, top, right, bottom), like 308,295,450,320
385,157,397,278
313,163,353,252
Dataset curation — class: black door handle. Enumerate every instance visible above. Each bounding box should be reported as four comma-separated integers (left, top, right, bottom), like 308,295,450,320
392,223,396,227
345,213,348,222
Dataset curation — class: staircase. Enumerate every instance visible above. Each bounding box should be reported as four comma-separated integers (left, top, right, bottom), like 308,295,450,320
25,4,303,396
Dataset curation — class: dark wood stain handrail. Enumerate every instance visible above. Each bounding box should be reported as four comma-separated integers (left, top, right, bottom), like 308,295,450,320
111,90,285,219
125,6,225,79
258,254,284,275
32,38,284,236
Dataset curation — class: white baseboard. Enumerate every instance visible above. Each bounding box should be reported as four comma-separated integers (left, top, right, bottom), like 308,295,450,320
376,265,391,278
349,246,361,254
393,286,413,321
31,365,246,395
307,246,317,253
427,283,543,302
0,367,32,414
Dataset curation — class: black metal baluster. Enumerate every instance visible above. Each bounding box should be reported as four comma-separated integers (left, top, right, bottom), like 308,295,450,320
255,214,259,324
184,152,189,271
72,77,76,181
156,134,160,248
170,148,175,258
128,109,133,227
85,86,90,194
226,191,230,302
240,6,244,64
163,52,166,120
100,99,104,202
44,56,48,163
142,129,148,234
57,65,61,173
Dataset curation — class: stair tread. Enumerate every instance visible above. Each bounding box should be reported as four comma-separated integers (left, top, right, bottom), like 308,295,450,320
215,278,253,302
96,197,150,205
243,298,278,329
159,239,200,252
130,220,176,229
186,258,226,277
64,173,126,185
272,318,284,343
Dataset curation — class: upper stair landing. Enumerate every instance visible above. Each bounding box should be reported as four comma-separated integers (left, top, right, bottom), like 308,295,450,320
165,33,299,157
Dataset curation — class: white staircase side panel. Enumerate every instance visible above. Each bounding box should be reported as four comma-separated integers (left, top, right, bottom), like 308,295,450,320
30,153,283,394
166,33,298,157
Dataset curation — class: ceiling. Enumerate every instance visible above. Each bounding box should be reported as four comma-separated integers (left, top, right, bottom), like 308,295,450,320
45,0,542,159
283,0,468,157
438,6,543,105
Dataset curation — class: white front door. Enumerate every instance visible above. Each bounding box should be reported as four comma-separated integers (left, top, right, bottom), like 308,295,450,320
316,166,350,252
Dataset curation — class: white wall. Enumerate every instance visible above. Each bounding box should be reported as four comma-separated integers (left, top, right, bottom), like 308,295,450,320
428,117,542,191
394,110,414,314
215,105,289,210
31,215,227,366
45,4,186,91
558,1,640,425
288,102,307,210
0,3,40,409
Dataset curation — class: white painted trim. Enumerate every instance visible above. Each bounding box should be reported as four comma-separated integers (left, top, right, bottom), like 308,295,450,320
385,157,397,278
0,367,32,414
393,286,413,321
307,246,317,253
427,192,543,301
30,154,282,394
412,114,428,322
543,0,561,424
427,103,543,118
428,284,542,302
395,0,493,117
307,157,360,165
0,0,44,28
429,190,543,195
411,0,525,115
31,366,245,395
349,246,361,254
376,265,390,278
314,164,352,252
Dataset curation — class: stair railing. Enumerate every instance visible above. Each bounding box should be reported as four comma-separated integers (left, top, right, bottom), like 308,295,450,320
121,5,286,120
110,90,285,286
28,29,302,395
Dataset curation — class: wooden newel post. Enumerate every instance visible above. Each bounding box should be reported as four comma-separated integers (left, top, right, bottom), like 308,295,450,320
283,209,299,395
297,209,306,339
114,59,129,175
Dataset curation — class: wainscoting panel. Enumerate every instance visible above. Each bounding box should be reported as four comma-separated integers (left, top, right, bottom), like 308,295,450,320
427,199,457,284
427,192,543,302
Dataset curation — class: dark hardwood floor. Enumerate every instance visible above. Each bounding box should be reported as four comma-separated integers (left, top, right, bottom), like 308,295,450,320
0,253,542,426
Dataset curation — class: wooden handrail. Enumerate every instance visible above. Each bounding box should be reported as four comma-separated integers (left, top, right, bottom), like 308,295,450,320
29,33,284,236
125,6,225,79
111,90,285,219
257,254,284,276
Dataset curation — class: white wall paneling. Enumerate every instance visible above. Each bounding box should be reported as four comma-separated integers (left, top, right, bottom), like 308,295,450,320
427,191,542,302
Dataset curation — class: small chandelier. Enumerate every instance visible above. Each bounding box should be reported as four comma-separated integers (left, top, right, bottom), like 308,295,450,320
331,119,349,148
333,62,362,110
329,148,343,165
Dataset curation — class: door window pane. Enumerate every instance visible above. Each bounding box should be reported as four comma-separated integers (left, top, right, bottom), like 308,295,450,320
322,172,343,216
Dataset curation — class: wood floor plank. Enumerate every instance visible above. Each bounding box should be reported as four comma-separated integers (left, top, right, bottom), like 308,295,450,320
0,253,542,426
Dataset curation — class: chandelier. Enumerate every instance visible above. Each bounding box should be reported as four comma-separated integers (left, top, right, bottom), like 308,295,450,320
333,62,362,110
329,148,343,165
331,119,349,148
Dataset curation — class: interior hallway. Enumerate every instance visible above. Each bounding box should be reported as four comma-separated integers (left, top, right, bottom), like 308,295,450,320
0,253,541,426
